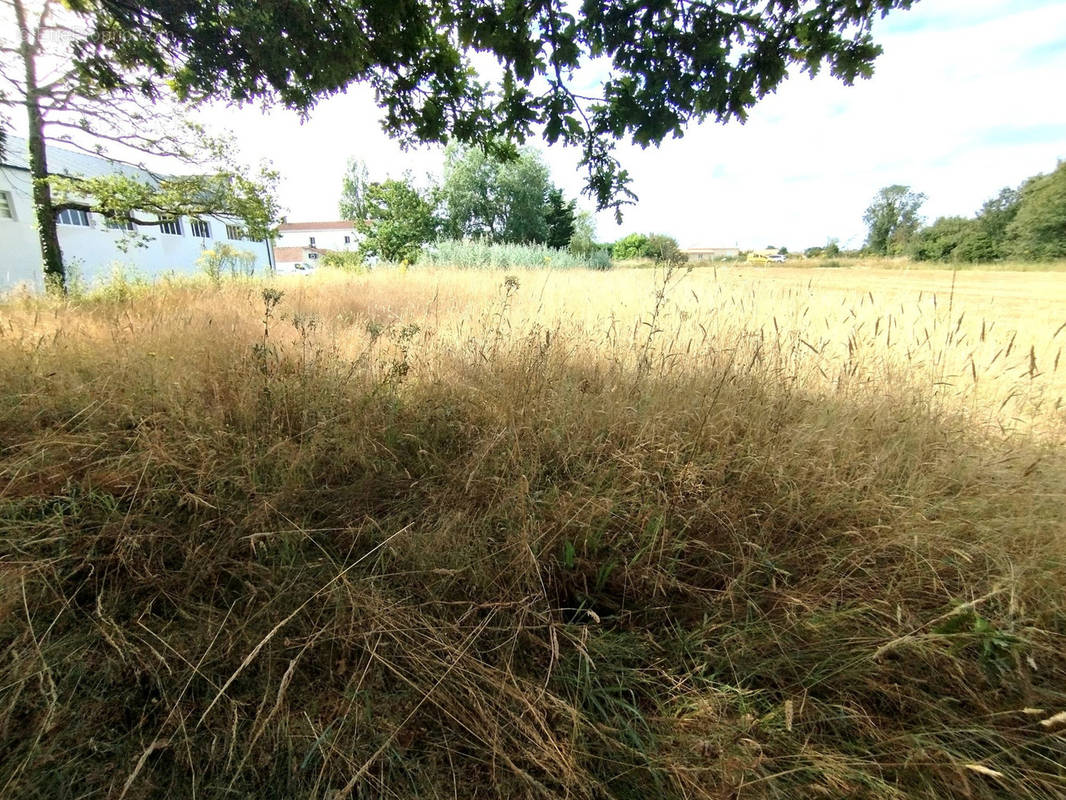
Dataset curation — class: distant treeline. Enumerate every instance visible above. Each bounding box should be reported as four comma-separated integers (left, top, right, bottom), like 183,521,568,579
868,162,1066,263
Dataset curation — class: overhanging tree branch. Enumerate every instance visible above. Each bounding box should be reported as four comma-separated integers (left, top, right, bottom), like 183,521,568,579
66,0,916,213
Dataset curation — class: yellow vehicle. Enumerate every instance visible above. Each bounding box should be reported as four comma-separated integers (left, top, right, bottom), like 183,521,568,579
747,250,786,264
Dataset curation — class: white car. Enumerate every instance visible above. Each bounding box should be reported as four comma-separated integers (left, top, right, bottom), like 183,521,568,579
769,254,787,263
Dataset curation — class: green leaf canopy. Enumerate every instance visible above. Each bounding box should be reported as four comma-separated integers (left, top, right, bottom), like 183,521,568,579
71,0,918,211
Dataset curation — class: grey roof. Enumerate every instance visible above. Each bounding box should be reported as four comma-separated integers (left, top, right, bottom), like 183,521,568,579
1,134,162,183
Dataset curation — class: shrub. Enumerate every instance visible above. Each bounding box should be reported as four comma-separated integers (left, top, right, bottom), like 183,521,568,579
645,233,686,264
587,246,612,270
612,233,650,260
953,227,1002,263
320,250,367,272
909,216,975,262
197,243,257,284
613,233,686,264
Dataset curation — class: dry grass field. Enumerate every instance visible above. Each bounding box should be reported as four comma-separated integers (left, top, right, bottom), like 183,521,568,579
1,264,1064,799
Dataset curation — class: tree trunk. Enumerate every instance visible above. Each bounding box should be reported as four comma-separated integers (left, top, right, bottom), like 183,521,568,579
14,0,65,292
25,107,64,292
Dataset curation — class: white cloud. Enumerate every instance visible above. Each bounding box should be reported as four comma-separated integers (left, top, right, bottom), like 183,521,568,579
200,0,1066,250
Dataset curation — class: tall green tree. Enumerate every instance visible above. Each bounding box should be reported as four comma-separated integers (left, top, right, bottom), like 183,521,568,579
568,210,597,256
439,144,552,244
338,157,369,221
977,187,1020,245
0,0,278,291
1005,162,1066,261
356,177,436,263
948,187,1021,262
863,185,926,255
68,0,918,213
544,188,576,250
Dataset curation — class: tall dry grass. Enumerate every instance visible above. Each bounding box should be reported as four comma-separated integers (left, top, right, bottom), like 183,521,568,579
760,256,1066,272
0,265,1064,799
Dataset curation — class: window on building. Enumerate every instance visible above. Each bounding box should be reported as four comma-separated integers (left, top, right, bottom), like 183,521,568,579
309,236,316,247
226,224,244,240
104,215,135,232
190,219,211,238
344,235,351,244
308,251,319,260
57,208,91,227
158,218,183,236
0,191,14,220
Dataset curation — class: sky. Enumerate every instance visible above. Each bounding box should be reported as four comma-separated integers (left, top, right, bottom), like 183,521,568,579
197,0,1066,250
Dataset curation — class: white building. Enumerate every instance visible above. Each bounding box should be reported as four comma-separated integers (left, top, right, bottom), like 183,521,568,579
273,220,363,272
681,247,742,262
273,245,331,273
0,136,274,291
275,220,359,253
